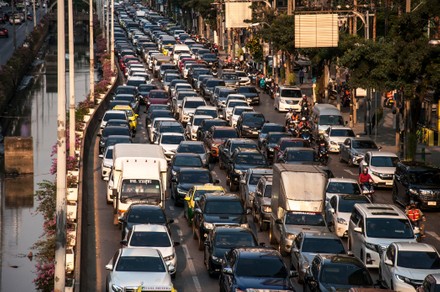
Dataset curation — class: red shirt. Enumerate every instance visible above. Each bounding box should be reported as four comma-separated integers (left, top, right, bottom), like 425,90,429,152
359,173,372,183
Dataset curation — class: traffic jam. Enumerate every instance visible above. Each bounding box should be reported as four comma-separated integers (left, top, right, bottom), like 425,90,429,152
96,1,440,292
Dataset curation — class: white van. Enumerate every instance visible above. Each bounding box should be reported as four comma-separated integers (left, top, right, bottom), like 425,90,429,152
311,103,345,136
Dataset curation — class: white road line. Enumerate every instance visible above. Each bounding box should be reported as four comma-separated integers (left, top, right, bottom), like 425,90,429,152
426,231,440,241
343,169,357,176
182,244,202,292
177,229,183,237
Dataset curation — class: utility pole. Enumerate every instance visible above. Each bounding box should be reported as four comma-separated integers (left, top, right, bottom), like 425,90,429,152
54,0,67,289
406,0,411,13
68,0,75,157
353,0,357,36
89,0,95,102
111,0,115,73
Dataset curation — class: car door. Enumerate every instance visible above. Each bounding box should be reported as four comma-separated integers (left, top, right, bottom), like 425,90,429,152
326,195,338,228
380,244,396,288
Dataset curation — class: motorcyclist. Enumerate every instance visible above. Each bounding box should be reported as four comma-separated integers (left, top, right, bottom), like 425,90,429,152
316,134,328,150
358,167,374,185
405,201,426,237
298,116,310,131
285,109,299,124
299,94,310,108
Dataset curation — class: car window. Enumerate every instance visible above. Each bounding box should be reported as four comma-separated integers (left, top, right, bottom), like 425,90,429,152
366,218,414,239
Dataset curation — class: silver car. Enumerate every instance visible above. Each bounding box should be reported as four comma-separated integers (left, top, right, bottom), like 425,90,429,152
339,137,380,166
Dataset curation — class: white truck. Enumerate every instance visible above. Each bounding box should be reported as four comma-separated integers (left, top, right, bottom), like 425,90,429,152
269,164,328,256
108,144,168,224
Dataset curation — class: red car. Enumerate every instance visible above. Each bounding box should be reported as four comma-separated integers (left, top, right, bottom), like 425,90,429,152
0,26,8,38
145,89,170,110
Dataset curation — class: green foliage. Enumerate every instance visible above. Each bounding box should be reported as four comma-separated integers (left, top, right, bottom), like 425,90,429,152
261,15,295,55
245,38,263,62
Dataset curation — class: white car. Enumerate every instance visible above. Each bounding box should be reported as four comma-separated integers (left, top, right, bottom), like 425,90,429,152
236,70,251,86
185,115,212,141
148,117,176,144
194,105,218,119
105,248,176,292
158,132,186,161
101,145,114,181
325,177,362,201
359,151,400,188
221,99,248,121
229,106,254,127
324,126,356,153
325,194,371,237
179,96,206,125
379,242,440,291
121,224,179,277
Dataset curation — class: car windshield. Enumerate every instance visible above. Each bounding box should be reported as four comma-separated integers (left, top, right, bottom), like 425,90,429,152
204,200,243,214
261,125,285,134
115,95,135,103
222,74,238,80
115,256,166,272
228,101,247,108
320,264,372,286
214,233,256,248
285,212,326,226
129,231,171,247
174,156,202,167
150,91,168,99
352,140,377,149
280,89,302,97
409,170,440,185
319,115,345,126
286,150,314,162
233,108,252,115
202,53,217,59
366,218,414,238
116,87,137,95
213,129,238,139
185,101,206,108
164,75,179,82
104,148,113,159
120,180,161,204
207,80,225,87
302,238,346,254
397,251,440,269
102,127,130,137
231,142,257,152
193,189,223,200
370,156,399,167
177,143,205,154
327,182,361,195
104,112,126,121
236,256,288,278
235,153,266,165
330,129,355,137
161,135,185,144
244,114,265,125
126,208,166,224
249,174,265,185
239,87,258,94
192,117,206,126
338,197,370,212
179,171,211,184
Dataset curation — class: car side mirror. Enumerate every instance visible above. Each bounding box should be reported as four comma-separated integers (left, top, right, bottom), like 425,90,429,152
240,179,246,184
98,154,104,158
290,270,298,278
184,196,190,201
105,264,113,271
171,177,177,182
222,267,233,275
362,161,368,167
292,247,299,253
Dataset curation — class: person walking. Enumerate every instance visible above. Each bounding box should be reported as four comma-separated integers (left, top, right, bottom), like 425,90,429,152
299,68,305,84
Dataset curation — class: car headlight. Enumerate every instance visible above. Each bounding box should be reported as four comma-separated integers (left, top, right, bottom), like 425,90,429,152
268,147,274,152
191,128,197,134
111,284,124,292
163,253,175,261
177,188,187,195
330,141,338,145
396,274,412,284
203,222,214,230
371,170,380,176
262,205,272,213
336,217,347,225
281,99,287,104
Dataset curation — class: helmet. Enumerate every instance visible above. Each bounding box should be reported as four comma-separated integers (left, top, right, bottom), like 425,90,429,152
301,117,306,121
409,200,416,207
319,134,324,140
302,94,307,99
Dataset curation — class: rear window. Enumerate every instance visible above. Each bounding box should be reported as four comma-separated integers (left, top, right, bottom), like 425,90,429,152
280,89,302,98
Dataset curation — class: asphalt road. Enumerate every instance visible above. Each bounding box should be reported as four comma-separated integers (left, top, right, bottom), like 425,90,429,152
83,80,440,292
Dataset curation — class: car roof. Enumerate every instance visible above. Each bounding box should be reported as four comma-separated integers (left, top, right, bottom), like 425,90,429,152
179,167,210,173
113,105,133,110
318,254,365,267
393,242,437,252
120,247,161,257
233,247,280,257
285,147,314,152
204,192,240,200
367,150,398,157
248,168,273,174
354,203,407,218
192,115,213,120
128,204,164,211
179,141,204,145
192,185,224,191
301,231,341,240
229,138,256,144
131,224,168,233
328,177,358,184
213,226,255,234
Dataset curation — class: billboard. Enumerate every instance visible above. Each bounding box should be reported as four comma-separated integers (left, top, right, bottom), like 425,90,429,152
225,1,252,28
295,14,339,48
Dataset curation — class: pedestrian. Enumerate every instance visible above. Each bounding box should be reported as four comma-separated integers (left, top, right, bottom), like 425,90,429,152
299,68,304,84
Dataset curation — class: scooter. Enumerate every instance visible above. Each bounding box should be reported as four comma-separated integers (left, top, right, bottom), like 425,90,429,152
286,120,299,137
361,183,374,202
300,127,312,144
317,145,329,165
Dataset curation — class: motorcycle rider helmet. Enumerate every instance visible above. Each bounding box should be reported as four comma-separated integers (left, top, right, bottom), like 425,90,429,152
301,117,306,121
319,134,324,140
409,200,416,207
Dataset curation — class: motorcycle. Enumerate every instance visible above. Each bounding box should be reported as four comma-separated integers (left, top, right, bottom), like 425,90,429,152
300,127,312,143
361,183,374,202
341,90,351,107
287,119,299,137
264,77,273,94
212,66,218,77
317,145,329,165
301,105,310,119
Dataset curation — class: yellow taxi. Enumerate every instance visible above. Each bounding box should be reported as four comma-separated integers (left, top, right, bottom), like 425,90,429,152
184,184,225,223
112,105,138,131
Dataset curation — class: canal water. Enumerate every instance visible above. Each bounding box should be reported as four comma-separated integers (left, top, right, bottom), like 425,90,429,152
0,42,93,291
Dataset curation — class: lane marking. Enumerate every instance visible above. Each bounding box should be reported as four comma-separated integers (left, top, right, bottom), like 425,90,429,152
426,231,440,241
182,244,202,292
343,169,357,176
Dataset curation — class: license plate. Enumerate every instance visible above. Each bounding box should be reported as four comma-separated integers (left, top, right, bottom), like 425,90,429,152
385,182,393,186
428,201,437,206
252,131,259,135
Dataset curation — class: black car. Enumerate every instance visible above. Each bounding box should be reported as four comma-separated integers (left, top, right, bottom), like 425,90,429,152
258,123,286,149
278,147,317,164
169,153,204,184
113,93,140,114
393,161,440,209
193,193,248,250
218,138,258,170
204,226,259,277
219,247,295,292
171,167,218,206
99,126,132,154
236,112,266,138
200,78,226,101
118,204,174,240
196,118,228,141
200,53,219,67
260,132,293,162
176,141,208,166
226,148,268,191
303,254,374,292
146,109,173,126
237,86,260,105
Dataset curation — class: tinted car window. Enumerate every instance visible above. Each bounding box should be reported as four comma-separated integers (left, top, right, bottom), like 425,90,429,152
366,218,414,238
